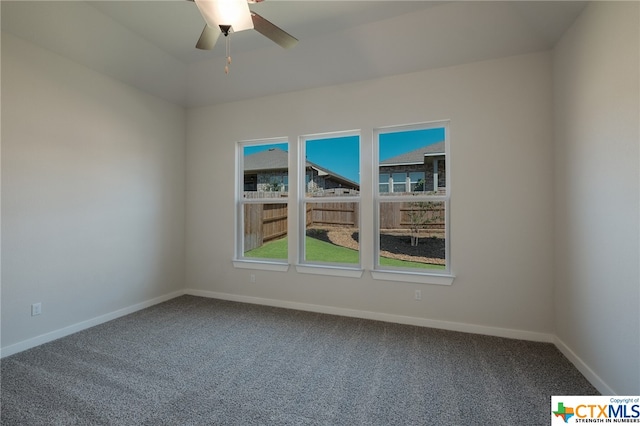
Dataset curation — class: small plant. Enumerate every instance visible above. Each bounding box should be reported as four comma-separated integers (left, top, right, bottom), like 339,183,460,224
268,179,282,192
406,199,438,247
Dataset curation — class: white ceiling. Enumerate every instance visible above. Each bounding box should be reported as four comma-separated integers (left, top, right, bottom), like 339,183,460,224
1,1,587,107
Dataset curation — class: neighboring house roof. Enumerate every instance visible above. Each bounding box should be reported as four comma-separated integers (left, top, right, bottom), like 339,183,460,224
380,141,445,166
304,159,360,189
244,147,359,189
244,147,288,172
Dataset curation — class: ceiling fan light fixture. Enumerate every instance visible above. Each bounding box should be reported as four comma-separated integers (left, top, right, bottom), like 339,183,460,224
194,0,254,33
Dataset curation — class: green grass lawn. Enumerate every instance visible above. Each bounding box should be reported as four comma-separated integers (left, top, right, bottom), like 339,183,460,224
244,236,444,269
305,236,359,264
244,237,289,259
379,256,445,270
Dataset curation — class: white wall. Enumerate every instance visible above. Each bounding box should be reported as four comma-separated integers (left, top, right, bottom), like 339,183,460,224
186,51,555,338
553,2,640,395
1,33,186,350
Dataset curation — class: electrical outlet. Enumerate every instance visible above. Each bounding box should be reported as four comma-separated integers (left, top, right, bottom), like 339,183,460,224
31,303,42,316
414,290,422,301
250,274,256,283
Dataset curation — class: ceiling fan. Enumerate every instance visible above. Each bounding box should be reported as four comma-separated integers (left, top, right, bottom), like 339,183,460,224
191,0,298,51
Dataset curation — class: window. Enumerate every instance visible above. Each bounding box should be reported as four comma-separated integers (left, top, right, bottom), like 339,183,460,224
379,173,390,193
374,123,451,279
234,123,452,284
298,132,361,271
392,172,406,193
235,140,289,268
409,172,425,192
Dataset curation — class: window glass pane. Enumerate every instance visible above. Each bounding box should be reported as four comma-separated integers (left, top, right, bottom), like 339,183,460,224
379,173,390,193
243,143,289,198
305,202,359,265
379,127,446,196
409,172,425,192
378,201,446,270
243,203,288,260
239,141,288,263
304,135,360,197
392,173,406,193
392,183,405,193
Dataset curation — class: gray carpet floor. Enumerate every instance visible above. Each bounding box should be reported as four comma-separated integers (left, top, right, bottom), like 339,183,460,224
1,295,598,425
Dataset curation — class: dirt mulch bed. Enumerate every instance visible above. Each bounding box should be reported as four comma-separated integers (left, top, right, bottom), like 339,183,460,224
306,227,445,265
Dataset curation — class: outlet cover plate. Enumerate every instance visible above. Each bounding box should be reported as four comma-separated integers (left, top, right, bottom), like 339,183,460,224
31,303,42,316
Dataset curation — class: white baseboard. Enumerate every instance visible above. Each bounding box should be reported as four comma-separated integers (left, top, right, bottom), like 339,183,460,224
554,336,615,395
0,290,186,358
184,289,555,343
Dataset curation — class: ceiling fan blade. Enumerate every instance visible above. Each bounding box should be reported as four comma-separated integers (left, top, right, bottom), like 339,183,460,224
196,24,220,50
251,12,298,49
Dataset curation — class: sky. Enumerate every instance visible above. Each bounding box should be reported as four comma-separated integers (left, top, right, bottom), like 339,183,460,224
306,135,360,183
243,127,445,184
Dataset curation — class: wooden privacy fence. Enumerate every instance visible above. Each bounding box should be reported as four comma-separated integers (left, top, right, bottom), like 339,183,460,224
306,202,358,228
243,202,358,252
243,200,444,251
379,202,445,236
244,203,288,252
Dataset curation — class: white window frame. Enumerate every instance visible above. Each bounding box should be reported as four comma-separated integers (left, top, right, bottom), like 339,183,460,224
372,121,454,285
296,130,363,278
233,138,290,272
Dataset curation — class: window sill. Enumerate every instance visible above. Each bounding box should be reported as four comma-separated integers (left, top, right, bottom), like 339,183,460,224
371,270,455,285
296,264,364,278
233,260,290,272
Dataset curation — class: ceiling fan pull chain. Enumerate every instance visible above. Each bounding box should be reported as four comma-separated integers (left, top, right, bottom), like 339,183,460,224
225,35,232,74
